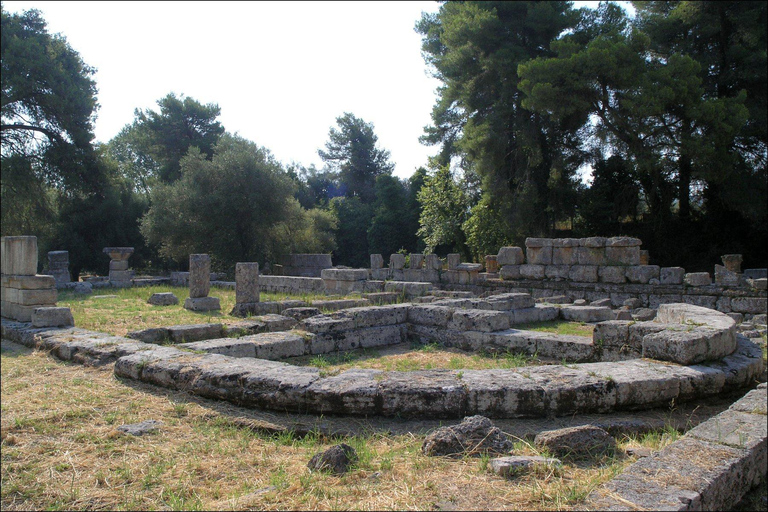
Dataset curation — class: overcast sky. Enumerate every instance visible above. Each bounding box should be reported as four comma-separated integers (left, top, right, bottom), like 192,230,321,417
4,1,623,179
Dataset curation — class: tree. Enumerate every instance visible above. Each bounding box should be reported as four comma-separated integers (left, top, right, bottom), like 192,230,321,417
1,6,104,236
417,165,471,258
318,112,394,202
416,1,584,239
367,174,421,257
140,134,297,269
115,92,225,185
577,155,640,235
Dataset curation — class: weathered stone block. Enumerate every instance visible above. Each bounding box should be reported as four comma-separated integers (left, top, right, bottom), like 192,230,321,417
569,265,598,283
499,265,521,280
731,297,767,314
659,267,685,285
625,265,660,284
425,254,442,271
520,264,546,280
370,254,384,269
168,323,223,343
559,305,613,323
31,307,74,327
497,247,525,266
390,253,406,270
526,246,552,265
715,264,740,286
685,272,712,287
639,250,650,265
605,246,640,265
147,292,179,306
410,254,424,269
576,246,605,266
446,253,461,270
447,309,510,332
598,266,626,284
108,270,134,287
1,236,38,275
545,265,570,280
183,296,221,312
189,254,211,298
15,288,57,306
605,236,642,247
235,262,260,304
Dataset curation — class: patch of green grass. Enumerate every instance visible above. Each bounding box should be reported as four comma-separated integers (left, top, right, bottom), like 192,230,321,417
515,319,594,337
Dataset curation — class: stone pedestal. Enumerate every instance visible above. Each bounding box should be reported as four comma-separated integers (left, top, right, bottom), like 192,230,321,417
47,251,71,286
425,254,442,271
390,254,405,270
184,296,221,311
1,236,62,322
103,247,134,287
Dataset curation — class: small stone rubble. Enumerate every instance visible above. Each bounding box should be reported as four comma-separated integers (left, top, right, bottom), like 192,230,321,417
422,415,513,456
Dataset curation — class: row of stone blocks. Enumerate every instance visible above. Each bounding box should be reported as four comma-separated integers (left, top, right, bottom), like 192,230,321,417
586,383,766,511
2,314,762,420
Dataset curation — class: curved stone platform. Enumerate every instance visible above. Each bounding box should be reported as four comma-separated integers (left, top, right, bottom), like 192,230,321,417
2,316,763,419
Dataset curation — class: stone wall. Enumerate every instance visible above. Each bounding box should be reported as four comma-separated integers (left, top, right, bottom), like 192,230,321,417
280,254,333,277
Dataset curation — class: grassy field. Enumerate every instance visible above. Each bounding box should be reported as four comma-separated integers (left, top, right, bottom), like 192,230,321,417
2,340,678,511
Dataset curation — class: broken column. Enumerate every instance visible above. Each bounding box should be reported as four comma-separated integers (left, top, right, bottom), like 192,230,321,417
230,262,259,316
184,254,220,311
47,251,71,287
1,236,71,325
103,247,134,287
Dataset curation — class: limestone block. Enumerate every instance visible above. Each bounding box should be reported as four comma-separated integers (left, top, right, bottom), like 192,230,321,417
721,254,743,273
109,270,134,287
593,320,631,347
384,281,432,297
484,255,498,273
31,307,74,328
147,292,179,306
370,254,384,269
684,272,711,287
545,265,570,281
744,269,767,279
447,309,510,332
731,297,767,314
749,278,767,290
16,288,57,306
716,296,732,313
605,236,642,247
390,253,406,270
598,266,626,284
604,245,640,265
401,269,421,282
580,237,606,248
499,265,521,280
569,265,598,283
534,425,616,460
526,246,552,265
497,247,525,266
422,269,440,282
551,238,579,265
371,268,388,280
520,264,546,280
639,250,650,265
235,262,260,304
189,254,211,298
512,305,558,324
559,306,613,323
183,296,221,312
715,264,740,286
625,265,660,284
490,456,561,478
3,274,55,290
1,236,38,275
576,246,605,266
446,253,461,270
410,254,424,269
642,328,711,365
109,260,129,271
407,305,454,327
331,324,404,351
659,267,685,285
525,238,553,248
425,254,442,271
486,293,535,310
442,270,459,283
168,323,223,343
682,295,717,310
47,250,69,266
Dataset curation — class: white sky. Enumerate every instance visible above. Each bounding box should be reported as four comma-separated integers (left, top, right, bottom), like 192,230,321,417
4,1,625,180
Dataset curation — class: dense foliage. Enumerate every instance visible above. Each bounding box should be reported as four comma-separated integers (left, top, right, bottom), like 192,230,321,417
2,2,765,275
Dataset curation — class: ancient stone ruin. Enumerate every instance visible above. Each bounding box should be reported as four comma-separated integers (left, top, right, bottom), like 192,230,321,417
183,254,220,312
47,250,71,287
103,247,135,287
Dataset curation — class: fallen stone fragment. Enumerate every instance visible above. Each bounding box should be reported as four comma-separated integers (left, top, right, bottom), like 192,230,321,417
534,425,616,460
490,456,561,478
422,415,513,457
282,307,322,321
117,419,162,436
307,443,358,474
147,292,179,306
625,446,652,458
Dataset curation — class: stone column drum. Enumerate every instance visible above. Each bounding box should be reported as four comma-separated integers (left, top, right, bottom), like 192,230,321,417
184,254,220,311
48,251,71,287
103,247,134,287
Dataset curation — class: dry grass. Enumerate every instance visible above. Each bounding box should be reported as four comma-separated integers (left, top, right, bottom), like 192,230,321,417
1,340,661,511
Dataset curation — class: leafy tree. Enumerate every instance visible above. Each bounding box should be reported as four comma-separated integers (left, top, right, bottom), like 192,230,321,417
116,92,225,184
288,163,343,209
318,112,394,202
417,165,471,258
577,155,640,235
140,134,297,269
367,174,421,257
416,1,584,238
1,6,105,236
